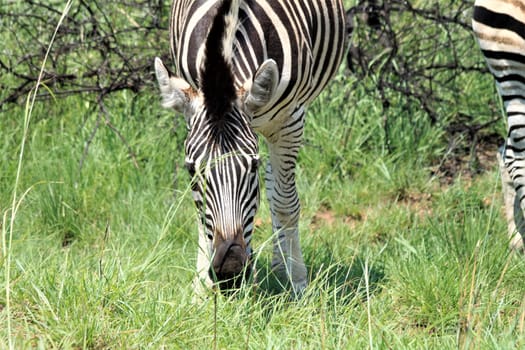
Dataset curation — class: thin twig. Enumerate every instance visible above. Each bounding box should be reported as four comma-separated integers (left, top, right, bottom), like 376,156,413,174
98,96,140,169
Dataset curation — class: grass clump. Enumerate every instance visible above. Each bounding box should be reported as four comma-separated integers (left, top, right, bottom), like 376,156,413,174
2,2,525,349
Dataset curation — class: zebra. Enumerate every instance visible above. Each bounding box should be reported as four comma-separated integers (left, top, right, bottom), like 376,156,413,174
472,0,525,251
154,0,346,295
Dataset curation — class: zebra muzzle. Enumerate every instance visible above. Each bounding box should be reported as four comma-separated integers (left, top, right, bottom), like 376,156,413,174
210,238,251,290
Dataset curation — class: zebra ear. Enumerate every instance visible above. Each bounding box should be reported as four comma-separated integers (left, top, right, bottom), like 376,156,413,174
154,57,196,115
244,59,279,114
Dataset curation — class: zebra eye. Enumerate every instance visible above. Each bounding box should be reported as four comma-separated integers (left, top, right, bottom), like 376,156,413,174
207,233,213,240
185,161,196,177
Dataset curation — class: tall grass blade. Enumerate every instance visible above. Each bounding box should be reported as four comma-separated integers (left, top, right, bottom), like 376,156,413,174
2,1,73,349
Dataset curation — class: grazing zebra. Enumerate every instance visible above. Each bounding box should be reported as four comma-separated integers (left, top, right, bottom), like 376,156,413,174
155,0,346,295
472,0,525,251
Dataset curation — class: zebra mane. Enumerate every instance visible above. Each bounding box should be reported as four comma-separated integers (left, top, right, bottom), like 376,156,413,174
200,0,240,122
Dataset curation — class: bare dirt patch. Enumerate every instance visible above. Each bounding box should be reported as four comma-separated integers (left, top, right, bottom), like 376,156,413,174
432,123,501,185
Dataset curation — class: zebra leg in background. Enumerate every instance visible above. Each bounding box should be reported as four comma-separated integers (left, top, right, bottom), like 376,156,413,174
500,88,525,252
499,148,525,252
472,1,525,252
265,110,308,296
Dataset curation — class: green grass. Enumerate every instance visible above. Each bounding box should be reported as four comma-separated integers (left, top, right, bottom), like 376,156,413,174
2,2,525,349
1,74,524,348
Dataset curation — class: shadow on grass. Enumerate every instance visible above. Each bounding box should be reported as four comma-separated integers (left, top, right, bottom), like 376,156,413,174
252,242,386,305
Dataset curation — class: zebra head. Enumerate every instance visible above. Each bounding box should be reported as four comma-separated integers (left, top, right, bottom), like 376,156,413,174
154,0,279,291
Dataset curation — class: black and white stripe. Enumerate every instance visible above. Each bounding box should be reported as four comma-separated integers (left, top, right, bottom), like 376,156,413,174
473,0,525,250
156,0,346,294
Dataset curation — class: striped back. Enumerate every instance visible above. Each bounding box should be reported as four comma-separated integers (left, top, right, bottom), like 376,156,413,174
170,0,346,124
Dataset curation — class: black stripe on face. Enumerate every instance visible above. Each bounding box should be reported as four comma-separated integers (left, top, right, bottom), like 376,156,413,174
185,107,260,243
189,152,260,249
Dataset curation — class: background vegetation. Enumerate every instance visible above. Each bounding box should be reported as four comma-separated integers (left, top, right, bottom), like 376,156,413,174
1,0,524,348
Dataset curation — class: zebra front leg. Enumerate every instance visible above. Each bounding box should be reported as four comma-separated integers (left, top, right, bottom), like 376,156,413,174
193,223,214,299
265,112,308,296
266,161,308,295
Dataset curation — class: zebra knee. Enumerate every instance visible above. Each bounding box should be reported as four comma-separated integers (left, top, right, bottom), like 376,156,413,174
272,208,300,228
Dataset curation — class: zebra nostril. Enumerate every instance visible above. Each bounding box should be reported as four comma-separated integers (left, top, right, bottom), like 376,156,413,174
209,240,249,290
222,245,244,269
213,243,245,274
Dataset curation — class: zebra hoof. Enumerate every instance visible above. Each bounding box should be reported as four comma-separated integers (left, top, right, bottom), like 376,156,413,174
271,263,308,298
291,280,307,299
